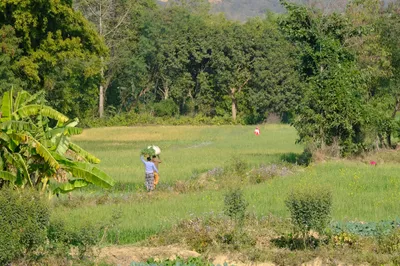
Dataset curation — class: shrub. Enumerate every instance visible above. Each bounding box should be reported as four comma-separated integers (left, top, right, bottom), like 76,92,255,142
224,189,248,225
153,99,179,117
0,188,50,265
48,218,103,259
227,156,248,177
285,186,332,238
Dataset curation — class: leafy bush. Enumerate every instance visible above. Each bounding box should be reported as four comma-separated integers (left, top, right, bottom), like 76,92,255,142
153,99,179,117
48,218,103,259
0,188,50,265
226,156,248,177
81,112,242,128
224,189,248,225
285,187,332,238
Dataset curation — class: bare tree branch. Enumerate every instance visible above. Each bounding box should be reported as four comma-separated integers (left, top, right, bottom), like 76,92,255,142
104,9,130,37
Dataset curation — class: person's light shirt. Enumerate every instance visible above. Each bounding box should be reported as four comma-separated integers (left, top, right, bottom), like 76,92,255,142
140,156,159,173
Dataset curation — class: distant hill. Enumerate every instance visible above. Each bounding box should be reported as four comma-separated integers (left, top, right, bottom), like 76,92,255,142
211,0,285,20
157,0,392,21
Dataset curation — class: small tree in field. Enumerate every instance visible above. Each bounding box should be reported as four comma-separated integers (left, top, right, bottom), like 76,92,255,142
285,186,332,244
0,88,115,194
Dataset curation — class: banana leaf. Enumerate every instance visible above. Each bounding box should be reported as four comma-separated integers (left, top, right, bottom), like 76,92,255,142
68,142,101,164
0,171,16,182
57,157,114,188
14,91,30,111
53,179,89,194
1,90,12,121
28,136,59,169
15,153,33,187
0,121,33,132
16,105,69,123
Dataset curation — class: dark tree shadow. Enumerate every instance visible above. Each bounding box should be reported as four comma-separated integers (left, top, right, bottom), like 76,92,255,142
280,149,312,166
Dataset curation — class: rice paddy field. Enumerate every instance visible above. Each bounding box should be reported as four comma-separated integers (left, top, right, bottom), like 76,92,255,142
53,125,400,245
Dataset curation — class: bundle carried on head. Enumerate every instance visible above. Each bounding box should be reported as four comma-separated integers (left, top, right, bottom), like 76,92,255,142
140,145,161,158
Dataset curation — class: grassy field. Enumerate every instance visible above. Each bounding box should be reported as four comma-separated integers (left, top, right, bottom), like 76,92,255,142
53,125,400,244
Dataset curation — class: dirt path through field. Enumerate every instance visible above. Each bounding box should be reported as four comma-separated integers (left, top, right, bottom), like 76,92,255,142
97,245,276,266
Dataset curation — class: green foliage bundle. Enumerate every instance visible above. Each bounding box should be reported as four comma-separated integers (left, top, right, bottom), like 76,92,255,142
0,188,49,265
140,147,156,157
285,187,332,237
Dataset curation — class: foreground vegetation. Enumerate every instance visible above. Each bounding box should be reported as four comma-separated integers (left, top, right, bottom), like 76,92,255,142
49,125,400,265
2,124,400,264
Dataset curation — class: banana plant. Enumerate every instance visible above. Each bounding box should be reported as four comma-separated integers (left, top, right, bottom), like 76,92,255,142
0,88,115,194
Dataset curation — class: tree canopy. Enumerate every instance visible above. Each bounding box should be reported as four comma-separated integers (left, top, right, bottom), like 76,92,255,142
2,0,400,156
0,0,107,118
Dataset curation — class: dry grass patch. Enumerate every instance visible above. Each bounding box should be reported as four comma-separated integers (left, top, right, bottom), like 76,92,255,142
73,126,209,142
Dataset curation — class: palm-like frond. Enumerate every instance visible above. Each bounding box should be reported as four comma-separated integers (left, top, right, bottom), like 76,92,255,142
15,153,32,187
24,91,45,105
1,90,12,121
58,158,114,188
0,121,33,132
14,91,30,111
45,127,83,139
2,147,18,166
28,136,59,169
53,179,89,194
0,132,10,142
55,135,70,155
0,171,16,182
68,142,101,164
16,105,69,123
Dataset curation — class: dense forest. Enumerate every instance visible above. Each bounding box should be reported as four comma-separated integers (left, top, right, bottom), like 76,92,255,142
1,0,400,155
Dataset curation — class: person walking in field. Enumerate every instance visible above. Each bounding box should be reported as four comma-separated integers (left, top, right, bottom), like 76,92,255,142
140,155,159,192
152,155,162,188
254,127,260,136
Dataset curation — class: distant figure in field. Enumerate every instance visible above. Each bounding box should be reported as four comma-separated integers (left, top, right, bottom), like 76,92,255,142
152,155,162,188
140,155,159,192
254,127,260,136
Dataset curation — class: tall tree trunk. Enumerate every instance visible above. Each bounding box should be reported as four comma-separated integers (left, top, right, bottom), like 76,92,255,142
231,97,237,121
98,3,104,118
230,88,237,121
99,57,105,118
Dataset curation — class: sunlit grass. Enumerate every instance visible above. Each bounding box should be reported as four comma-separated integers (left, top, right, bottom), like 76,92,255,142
73,125,301,184
53,125,400,245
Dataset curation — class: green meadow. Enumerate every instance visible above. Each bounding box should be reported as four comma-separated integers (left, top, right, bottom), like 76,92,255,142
53,125,400,244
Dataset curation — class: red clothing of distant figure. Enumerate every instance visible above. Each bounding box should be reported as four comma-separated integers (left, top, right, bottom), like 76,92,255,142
254,127,260,136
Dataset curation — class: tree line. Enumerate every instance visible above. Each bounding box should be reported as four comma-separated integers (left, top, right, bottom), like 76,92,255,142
1,0,400,155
